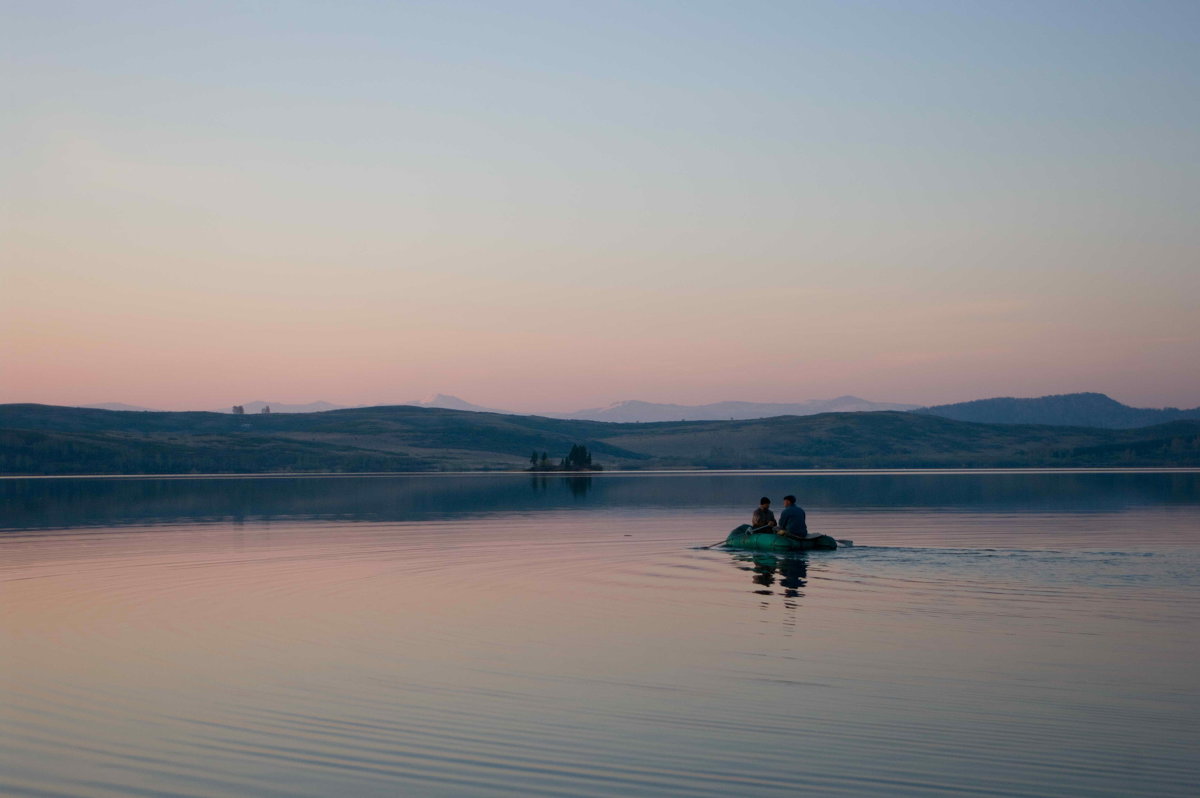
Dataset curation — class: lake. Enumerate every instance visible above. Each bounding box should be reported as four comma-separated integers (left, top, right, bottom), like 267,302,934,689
2,471,1198,797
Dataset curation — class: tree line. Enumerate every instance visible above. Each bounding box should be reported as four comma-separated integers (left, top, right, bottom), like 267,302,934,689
528,443,603,471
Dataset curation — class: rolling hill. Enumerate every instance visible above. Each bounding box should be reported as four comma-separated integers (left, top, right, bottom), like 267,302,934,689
2,403,1198,475
915,393,1200,429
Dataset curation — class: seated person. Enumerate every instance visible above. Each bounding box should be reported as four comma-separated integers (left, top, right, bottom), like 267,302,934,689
777,494,809,537
751,497,776,530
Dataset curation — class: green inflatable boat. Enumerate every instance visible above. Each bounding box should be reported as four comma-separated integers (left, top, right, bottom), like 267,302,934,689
724,524,839,552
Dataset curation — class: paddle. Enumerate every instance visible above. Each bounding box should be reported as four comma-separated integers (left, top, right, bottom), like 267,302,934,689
777,528,812,544
699,524,775,549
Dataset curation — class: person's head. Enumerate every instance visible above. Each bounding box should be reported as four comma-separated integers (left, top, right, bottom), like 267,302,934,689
759,496,771,507
783,495,796,506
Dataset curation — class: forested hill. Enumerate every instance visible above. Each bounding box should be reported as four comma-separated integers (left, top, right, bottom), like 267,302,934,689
2,403,1199,475
915,393,1200,429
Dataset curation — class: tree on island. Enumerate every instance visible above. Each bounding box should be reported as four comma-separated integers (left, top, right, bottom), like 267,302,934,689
528,444,601,471
561,443,594,470
232,405,245,415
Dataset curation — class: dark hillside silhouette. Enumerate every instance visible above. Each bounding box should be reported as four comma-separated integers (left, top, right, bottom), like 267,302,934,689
1,403,1198,474
915,392,1200,429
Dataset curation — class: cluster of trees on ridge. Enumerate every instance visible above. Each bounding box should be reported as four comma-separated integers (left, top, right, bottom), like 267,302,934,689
231,405,272,415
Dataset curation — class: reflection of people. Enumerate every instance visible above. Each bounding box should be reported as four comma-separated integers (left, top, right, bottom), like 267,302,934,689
744,553,807,597
751,555,776,591
751,497,776,530
777,556,807,598
777,495,808,537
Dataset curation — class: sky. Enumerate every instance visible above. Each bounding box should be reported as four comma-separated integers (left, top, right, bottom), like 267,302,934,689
3,0,1199,413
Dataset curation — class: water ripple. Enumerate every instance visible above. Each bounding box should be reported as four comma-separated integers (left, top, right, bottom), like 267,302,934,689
3,496,1199,797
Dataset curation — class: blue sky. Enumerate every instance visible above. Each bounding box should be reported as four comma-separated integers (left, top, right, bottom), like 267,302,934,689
4,1,1198,410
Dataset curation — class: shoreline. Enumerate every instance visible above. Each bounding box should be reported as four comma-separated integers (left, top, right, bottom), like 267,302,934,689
4,466,1199,480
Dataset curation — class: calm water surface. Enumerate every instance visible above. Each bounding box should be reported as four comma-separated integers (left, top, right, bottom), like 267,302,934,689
2,472,1198,797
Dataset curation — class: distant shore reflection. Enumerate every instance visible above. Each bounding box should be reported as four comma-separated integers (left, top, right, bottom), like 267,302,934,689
529,474,593,497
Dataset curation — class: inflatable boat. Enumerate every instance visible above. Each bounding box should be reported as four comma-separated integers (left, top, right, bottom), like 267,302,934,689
723,524,839,552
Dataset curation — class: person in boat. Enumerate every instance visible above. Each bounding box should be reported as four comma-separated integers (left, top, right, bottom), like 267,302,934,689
751,497,776,530
776,494,809,538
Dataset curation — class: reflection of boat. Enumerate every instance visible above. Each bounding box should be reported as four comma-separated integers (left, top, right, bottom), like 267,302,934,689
724,524,838,551
734,552,808,596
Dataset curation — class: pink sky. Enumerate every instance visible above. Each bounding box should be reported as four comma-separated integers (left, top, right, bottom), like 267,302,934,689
4,2,1198,413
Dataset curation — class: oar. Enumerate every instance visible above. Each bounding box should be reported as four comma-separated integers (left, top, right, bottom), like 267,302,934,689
698,524,774,549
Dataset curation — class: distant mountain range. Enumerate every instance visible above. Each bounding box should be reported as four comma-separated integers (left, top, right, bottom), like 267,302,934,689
407,394,918,421
78,394,917,420
546,396,919,422
915,393,1200,429
407,394,511,414
218,401,347,414
75,392,1200,429
4,402,1198,474
84,401,351,414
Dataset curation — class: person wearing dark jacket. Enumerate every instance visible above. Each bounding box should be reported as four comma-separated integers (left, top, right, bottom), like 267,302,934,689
751,497,776,530
777,495,808,537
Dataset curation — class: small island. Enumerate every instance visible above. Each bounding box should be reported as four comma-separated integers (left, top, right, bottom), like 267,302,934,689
528,444,603,472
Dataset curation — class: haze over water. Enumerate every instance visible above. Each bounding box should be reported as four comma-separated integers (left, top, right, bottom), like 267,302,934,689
3,472,1198,797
